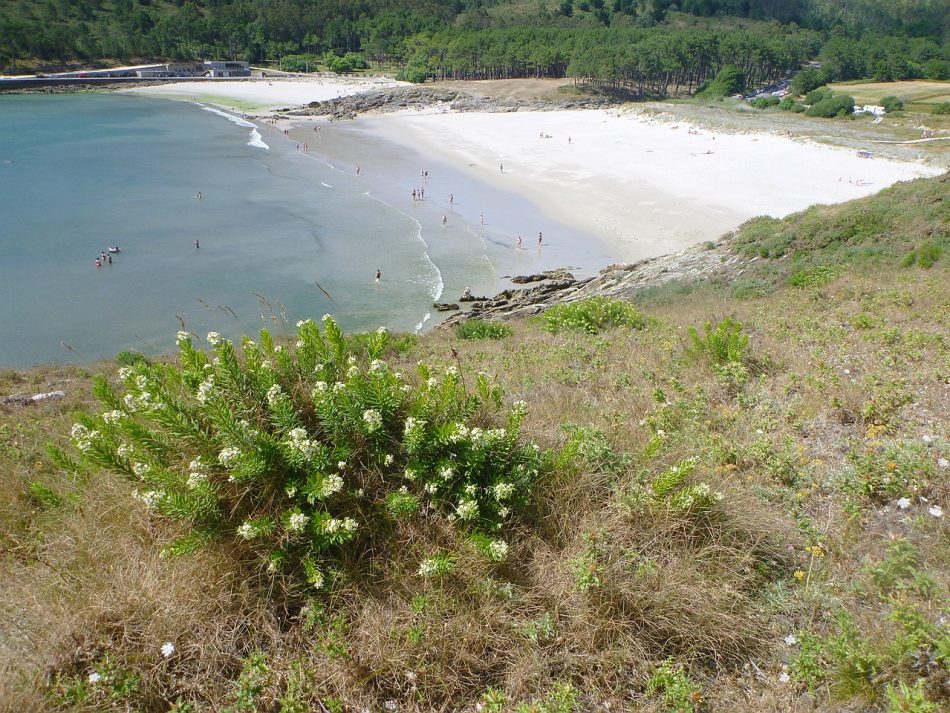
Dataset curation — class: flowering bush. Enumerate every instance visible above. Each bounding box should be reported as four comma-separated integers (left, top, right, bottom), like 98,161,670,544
541,297,646,335
65,316,541,591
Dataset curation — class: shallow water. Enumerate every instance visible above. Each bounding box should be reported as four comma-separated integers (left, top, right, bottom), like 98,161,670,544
0,94,607,368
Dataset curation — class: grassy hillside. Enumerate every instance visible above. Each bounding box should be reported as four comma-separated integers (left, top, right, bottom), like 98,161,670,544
1,173,948,712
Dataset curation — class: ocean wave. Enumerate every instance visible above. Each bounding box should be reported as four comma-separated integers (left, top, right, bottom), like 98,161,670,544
199,104,269,150
320,182,333,188
414,312,432,332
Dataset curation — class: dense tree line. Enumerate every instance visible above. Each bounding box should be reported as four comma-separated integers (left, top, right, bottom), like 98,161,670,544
1,0,947,92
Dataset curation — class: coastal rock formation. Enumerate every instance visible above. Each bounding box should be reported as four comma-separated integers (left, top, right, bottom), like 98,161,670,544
441,240,754,326
287,86,611,120
434,302,460,312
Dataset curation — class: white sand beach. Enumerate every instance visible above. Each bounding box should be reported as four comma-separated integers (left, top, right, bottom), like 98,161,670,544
123,76,407,112
358,108,942,261
130,77,943,262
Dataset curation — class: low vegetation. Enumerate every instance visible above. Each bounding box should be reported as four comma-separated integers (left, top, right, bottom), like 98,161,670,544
1,173,948,711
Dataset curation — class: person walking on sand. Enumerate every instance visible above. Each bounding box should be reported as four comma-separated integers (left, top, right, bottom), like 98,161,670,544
517,236,522,249
449,193,454,205
538,231,543,246
441,215,448,228
375,269,381,283
356,165,360,176
412,189,417,201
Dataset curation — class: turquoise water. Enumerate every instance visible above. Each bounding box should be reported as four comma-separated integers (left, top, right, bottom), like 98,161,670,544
0,94,609,368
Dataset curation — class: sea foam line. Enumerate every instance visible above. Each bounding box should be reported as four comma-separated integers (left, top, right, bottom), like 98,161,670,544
199,104,269,150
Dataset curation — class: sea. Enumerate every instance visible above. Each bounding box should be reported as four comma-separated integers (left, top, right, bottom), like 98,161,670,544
0,93,611,368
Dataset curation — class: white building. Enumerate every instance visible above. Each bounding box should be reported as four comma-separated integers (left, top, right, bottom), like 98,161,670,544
203,61,251,77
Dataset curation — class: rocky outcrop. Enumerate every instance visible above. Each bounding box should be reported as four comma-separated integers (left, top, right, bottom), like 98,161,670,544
286,86,611,120
441,240,758,327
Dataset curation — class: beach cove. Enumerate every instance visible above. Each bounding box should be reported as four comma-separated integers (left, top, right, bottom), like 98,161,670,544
0,78,941,368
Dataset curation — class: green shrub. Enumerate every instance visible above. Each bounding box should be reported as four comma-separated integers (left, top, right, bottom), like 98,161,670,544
115,350,148,367
789,264,837,288
697,64,745,98
917,241,943,268
880,95,904,113
885,680,937,713
455,319,513,340
645,659,702,713
790,68,829,96
686,316,750,365
806,93,855,118
779,95,799,111
66,317,542,592
750,95,780,109
804,86,832,105
932,102,950,116
541,297,646,335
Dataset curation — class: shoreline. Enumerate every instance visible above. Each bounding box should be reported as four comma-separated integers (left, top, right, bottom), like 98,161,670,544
125,77,943,267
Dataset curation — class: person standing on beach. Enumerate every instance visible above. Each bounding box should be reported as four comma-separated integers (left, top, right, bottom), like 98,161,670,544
517,236,522,249
538,231,543,246
499,163,504,173
412,189,417,201
420,186,424,199
375,269,381,283
356,165,360,176
442,215,448,228
449,193,454,205
194,239,200,249
480,214,484,225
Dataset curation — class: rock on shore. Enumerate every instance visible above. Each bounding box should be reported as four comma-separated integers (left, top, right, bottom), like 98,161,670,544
440,240,759,327
287,86,611,120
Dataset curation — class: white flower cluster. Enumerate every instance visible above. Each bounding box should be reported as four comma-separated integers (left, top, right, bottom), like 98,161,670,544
312,381,328,398
196,376,215,404
134,489,162,509
346,365,360,379
288,512,309,532
101,409,125,425
363,409,383,433
266,384,283,406
218,447,241,467
237,522,257,539
369,359,386,373
445,365,459,379
117,443,133,459
70,423,99,453
286,427,317,459
440,465,454,481
384,454,394,466
449,422,470,444
455,499,478,521
161,641,175,658
493,482,515,501
131,461,150,477
404,416,425,437
117,366,134,381
187,458,209,489
487,539,509,562
206,331,222,346
325,517,358,534
296,319,313,328
314,473,344,499
176,330,191,344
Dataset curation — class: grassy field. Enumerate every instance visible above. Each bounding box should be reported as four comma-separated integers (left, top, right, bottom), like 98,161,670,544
827,80,950,106
1,174,948,712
